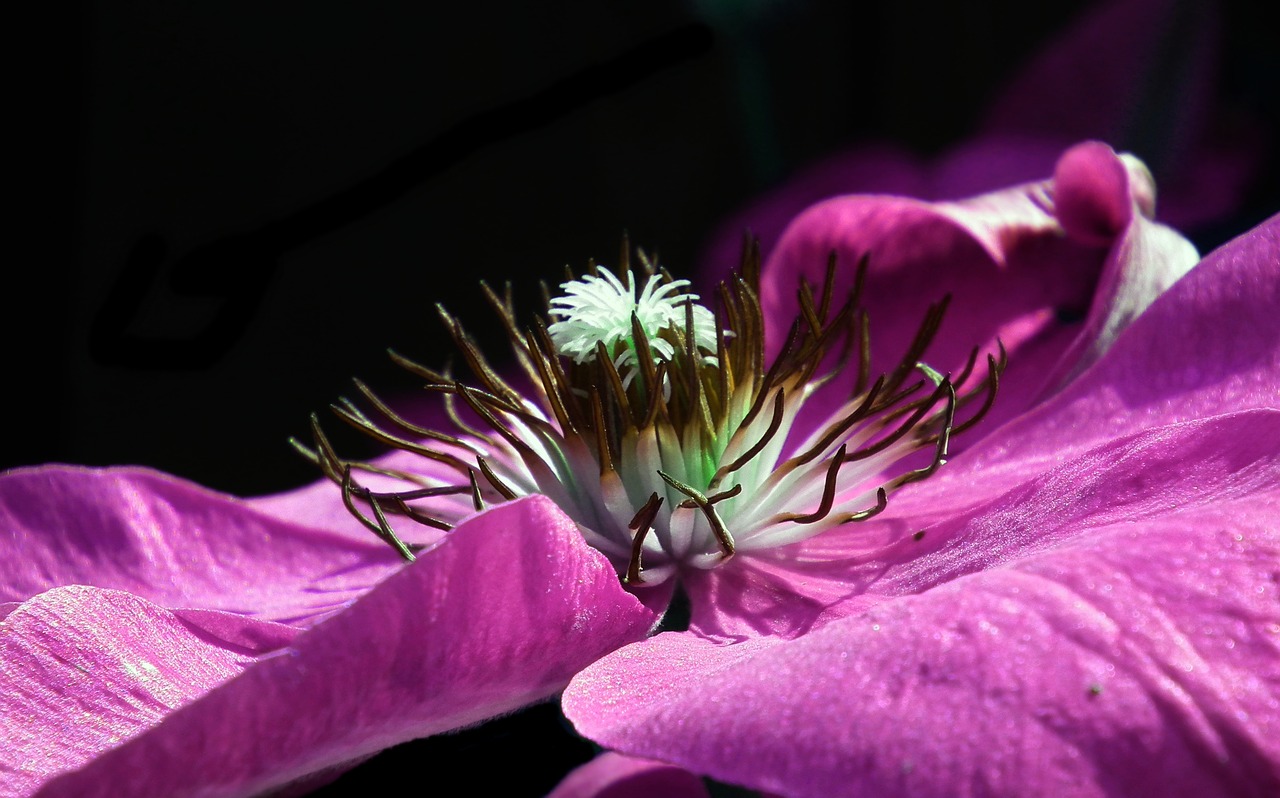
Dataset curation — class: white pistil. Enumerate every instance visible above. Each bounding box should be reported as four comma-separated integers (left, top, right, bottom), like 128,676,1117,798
547,270,718,376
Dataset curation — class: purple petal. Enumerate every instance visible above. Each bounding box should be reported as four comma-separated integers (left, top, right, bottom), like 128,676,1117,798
566,412,1280,796
1,586,259,796
41,496,657,798
903,212,1279,510
1036,144,1196,394
688,215,1276,639
759,142,1196,445
548,753,710,798
0,465,402,626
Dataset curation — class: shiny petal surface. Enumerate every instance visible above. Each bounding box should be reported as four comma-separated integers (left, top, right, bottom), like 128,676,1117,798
548,753,710,798
1,586,259,797
0,466,401,626
40,496,657,798
566,412,1280,796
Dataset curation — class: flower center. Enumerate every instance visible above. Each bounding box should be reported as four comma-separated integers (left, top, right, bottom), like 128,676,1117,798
297,243,1002,585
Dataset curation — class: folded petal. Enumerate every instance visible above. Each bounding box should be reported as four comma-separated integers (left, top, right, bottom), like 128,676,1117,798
0,465,401,626
567,412,1280,796
759,143,1197,446
41,496,657,798
548,752,709,798
1,586,260,796
900,212,1278,513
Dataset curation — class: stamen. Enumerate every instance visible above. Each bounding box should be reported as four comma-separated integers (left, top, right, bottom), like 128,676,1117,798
844,378,952,464
304,241,1002,585
842,487,888,523
625,492,664,585
342,466,417,562
951,348,1004,437
477,457,519,500
658,471,736,560
711,389,786,486
778,444,847,525
467,469,485,512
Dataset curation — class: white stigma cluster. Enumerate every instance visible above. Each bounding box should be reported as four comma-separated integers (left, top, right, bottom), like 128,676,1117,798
547,270,718,375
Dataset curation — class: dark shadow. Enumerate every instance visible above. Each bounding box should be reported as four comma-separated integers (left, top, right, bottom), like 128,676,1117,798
90,24,714,369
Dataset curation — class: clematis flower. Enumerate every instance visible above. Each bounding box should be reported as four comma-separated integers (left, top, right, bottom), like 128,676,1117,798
3,141,1276,798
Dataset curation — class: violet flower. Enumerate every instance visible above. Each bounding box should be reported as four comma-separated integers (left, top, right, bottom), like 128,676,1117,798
3,141,1276,797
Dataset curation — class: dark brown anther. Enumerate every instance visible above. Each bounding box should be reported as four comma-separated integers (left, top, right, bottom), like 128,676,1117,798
951,350,1003,437
453,385,538,458
846,378,952,464
625,492,664,585
797,278,824,344
477,457,519,500
853,310,871,397
594,340,636,430
894,382,957,488
847,252,869,308
530,318,586,426
677,483,742,509
883,296,951,397
681,300,703,414
842,487,888,523
467,468,485,512
628,310,662,399
739,233,761,287
951,346,982,391
640,362,670,429
525,332,576,434
781,444,847,524
341,465,416,562
351,379,469,447
589,389,616,474
658,471,736,559
618,231,632,277
435,304,525,412
328,398,474,475
818,251,839,323
784,376,884,470
392,498,455,532
714,318,732,406
712,389,786,486
742,317,802,427
362,484,472,501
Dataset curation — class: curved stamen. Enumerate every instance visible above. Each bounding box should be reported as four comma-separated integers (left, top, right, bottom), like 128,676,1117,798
658,471,736,559
779,444,848,524
625,492,664,585
305,242,999,584
711,389,786,487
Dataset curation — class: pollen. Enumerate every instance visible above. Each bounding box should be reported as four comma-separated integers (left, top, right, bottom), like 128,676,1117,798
295,239,1004,586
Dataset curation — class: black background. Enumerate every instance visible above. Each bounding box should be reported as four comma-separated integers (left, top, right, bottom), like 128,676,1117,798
10,1,1278,795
